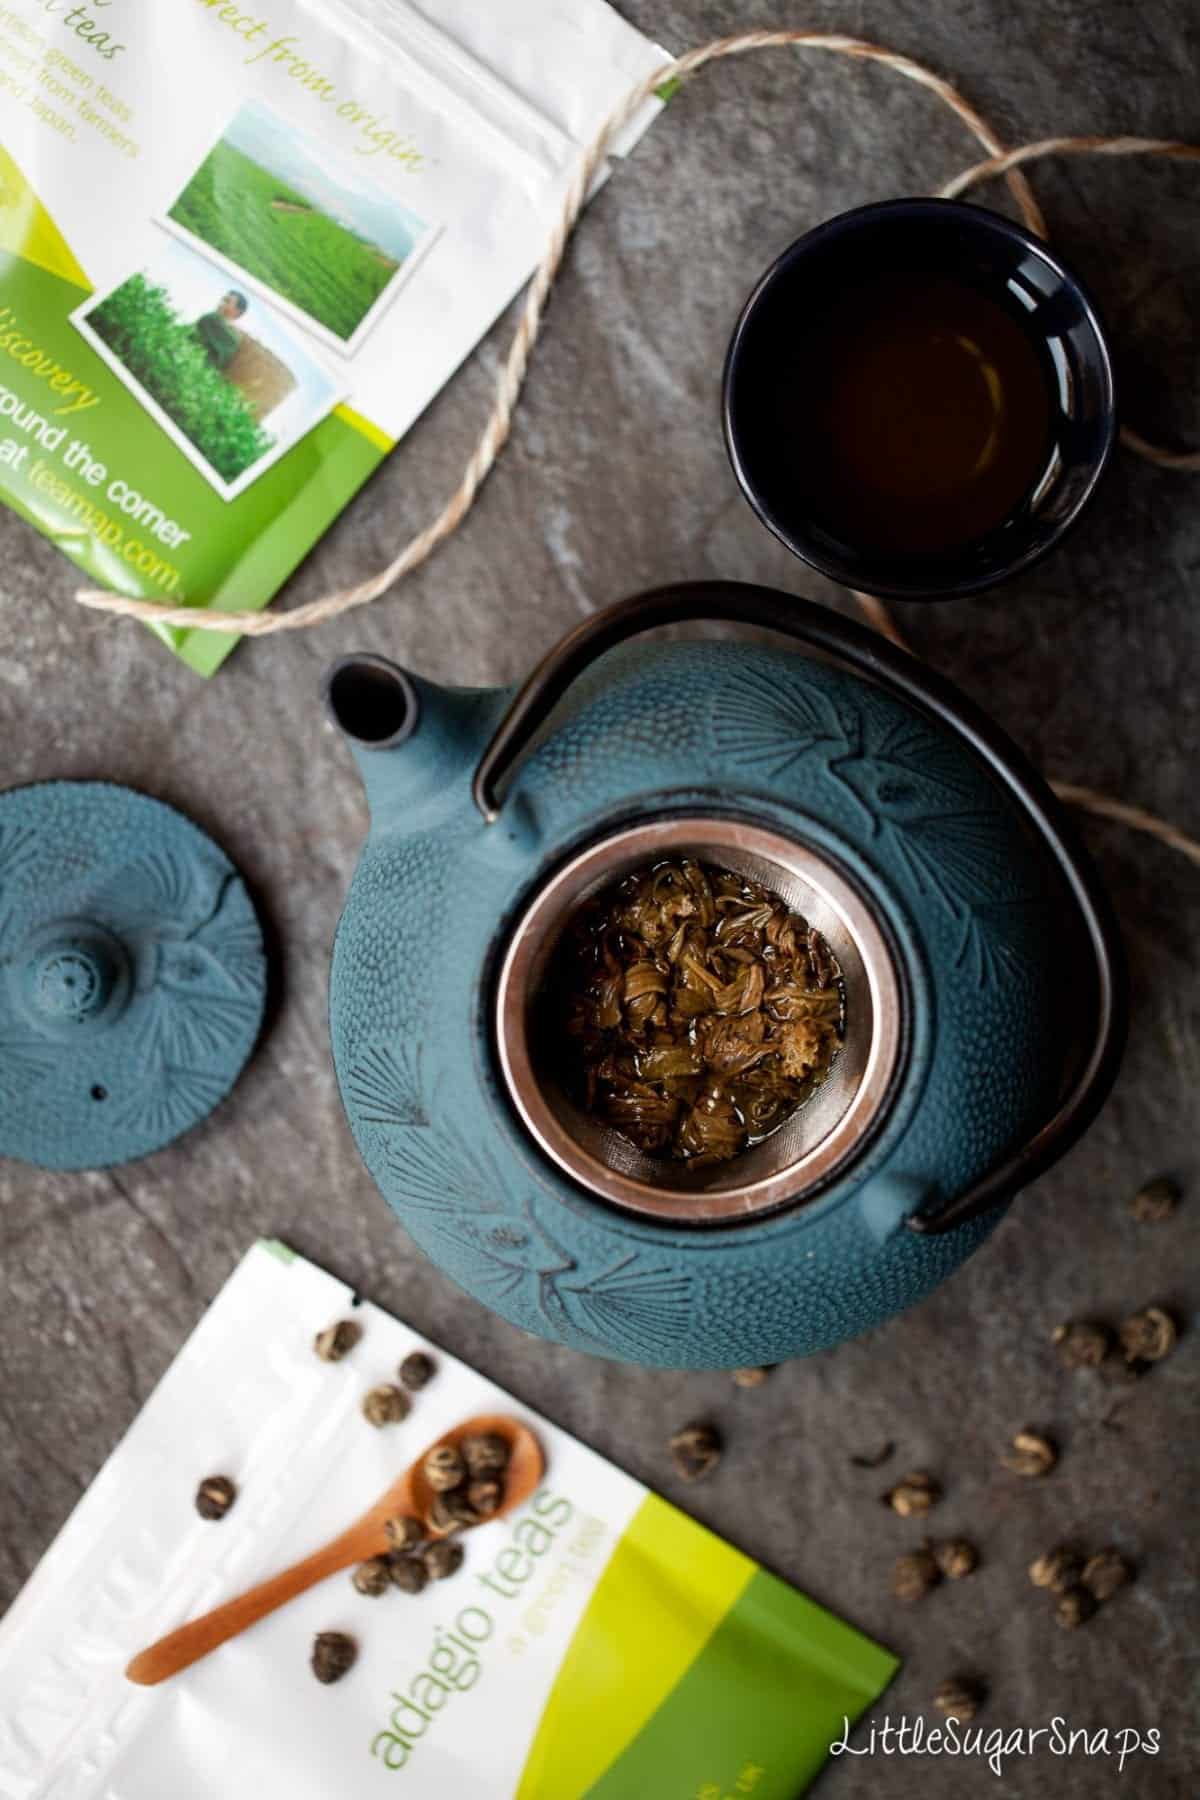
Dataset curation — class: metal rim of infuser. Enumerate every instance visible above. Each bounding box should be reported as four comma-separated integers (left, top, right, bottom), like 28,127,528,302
495,817,904,1224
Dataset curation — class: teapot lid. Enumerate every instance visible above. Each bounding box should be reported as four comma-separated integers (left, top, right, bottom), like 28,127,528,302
0,782,265,1170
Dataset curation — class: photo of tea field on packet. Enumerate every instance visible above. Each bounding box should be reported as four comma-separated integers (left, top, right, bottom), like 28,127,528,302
163,100,439,352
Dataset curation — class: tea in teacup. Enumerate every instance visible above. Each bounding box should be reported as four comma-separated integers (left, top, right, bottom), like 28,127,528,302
782,269,1053,555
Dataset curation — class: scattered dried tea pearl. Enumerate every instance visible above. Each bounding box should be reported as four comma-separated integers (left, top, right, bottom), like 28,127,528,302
362,1384,410,1427
1052,1320,1112,1370
194,1475,237,1521
882,1471,941,1517
1054,1586,1097,1630
311,1631,357,1683
424,1497,467,1540
934,1538,979,1580
1129,1176,1180,1223
731,1366,771,1389
314,1320,361,1362
892,1546,940,1603
1029,1546,1084,1593
466,1476,503,1518
446,1487,481,1523
669,1421,722,1482
1119,1306,1177,1365
1002,1429,1057,1477
384,1514,424,1552
424,1443,467,1491
423,1539,464,1581
352,1557,392,1597
389,1554,428,1595
399,1350,435,1390
934,1676,984,1723
427,1490,479,1535
1081,1547,1135,1602
461,1432,510,1478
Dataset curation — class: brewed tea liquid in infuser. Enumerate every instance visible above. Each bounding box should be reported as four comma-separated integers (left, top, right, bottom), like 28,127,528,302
784,271,1054,555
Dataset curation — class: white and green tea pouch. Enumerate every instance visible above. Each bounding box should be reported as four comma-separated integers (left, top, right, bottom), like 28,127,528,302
0,1241,897,1798
0,0,668,674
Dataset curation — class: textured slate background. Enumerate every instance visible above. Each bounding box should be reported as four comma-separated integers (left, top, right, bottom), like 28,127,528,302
1,2,1197,1792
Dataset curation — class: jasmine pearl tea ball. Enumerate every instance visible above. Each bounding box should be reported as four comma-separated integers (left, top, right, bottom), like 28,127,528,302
423,1443,466,1491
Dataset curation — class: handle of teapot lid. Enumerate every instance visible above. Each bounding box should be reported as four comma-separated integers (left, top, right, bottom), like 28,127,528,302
472,581,1127,1235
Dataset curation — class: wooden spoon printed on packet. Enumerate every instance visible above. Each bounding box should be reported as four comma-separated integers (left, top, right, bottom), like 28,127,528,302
125,1413,543,1686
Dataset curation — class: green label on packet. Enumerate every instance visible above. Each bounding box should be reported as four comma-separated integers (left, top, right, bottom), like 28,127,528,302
512,1495,897,1797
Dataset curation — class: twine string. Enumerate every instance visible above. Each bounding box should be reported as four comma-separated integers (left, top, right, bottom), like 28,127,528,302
61,29,1200,871
1049,784,1200,870
940,132,1200,204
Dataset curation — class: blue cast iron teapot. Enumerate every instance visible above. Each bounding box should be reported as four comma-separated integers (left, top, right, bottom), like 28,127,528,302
326,584,1124,1368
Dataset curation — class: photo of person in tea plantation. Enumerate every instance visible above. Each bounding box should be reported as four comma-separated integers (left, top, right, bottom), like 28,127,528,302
73,235,344,499
193,288,249,371
191,287,303,426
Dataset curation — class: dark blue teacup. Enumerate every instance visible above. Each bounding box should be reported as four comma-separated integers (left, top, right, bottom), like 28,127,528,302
723,198,1116,600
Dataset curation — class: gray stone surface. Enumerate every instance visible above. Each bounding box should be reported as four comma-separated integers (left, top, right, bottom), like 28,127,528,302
1,1,1197,1792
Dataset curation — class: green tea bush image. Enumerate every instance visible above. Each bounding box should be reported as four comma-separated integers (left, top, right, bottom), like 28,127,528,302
89,274,274,482
169,141,398,342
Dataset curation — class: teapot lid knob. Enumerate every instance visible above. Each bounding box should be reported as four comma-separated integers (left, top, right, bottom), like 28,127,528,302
17,921,129,1038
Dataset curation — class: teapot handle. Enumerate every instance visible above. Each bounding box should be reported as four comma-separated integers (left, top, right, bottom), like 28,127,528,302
472,581,1126,1236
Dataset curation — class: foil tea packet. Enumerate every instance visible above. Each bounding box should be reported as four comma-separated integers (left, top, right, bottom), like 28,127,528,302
0,1240,898,1798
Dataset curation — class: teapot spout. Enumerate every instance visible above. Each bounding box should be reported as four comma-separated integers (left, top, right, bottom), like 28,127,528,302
324,654,490,826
